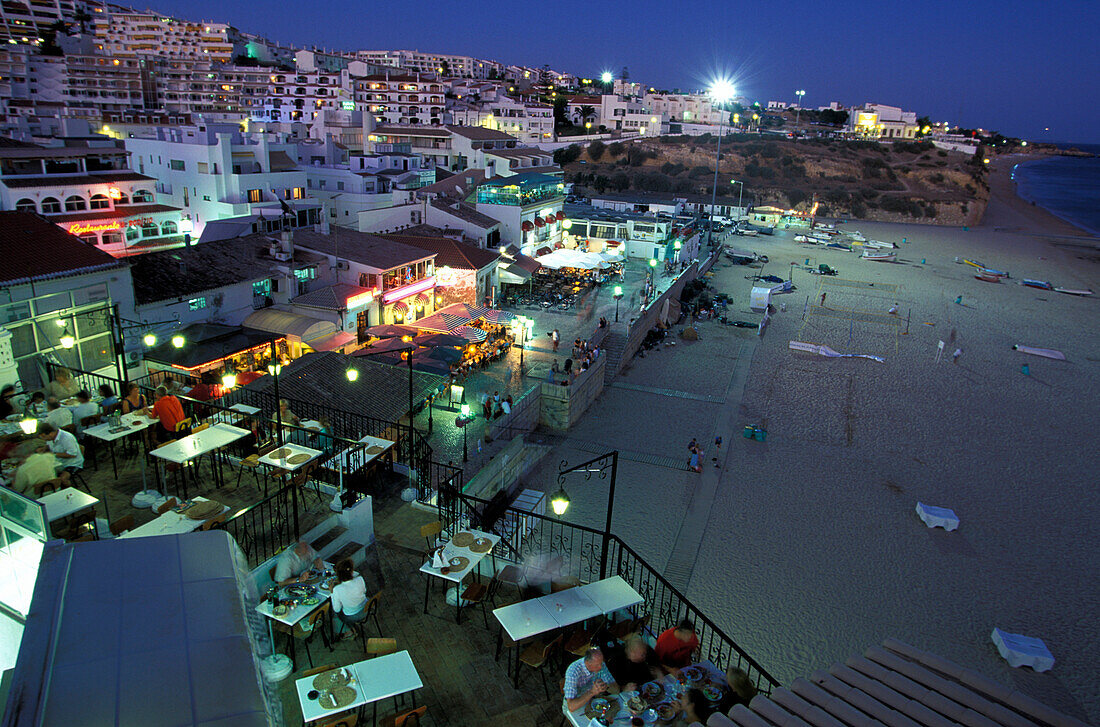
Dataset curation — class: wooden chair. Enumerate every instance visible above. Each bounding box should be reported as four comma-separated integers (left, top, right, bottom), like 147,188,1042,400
109,515,134,536
360,591,383,638
365,637,397,659
234,452,262,490
155,497,178,514
491,563,526,603
61,509,97,541
420,521,442,550
460,577,500,629
301,663,339,678
191,422,210,434
291,461,323,506
174,417,193,433
318,714,357,727
200,512,226,530
289,602,332,669
564,616,605,657
69,445,91,492
380,706,426,727
518,634,562,699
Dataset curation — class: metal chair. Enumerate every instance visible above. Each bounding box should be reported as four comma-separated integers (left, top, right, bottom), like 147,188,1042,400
518,633,562,699
420,521,442,550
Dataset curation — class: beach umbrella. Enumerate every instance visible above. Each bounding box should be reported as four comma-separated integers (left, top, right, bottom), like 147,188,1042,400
352,337,415,356
408,357,452,376
365,323,417,339
414,333,467,348
235,371,265,385
454,325,488,343
425,346,463,363
412,311,470,333
479,309,515,324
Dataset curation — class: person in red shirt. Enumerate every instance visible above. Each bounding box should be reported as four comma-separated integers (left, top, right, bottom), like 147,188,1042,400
151,385,188,440
655,619,699,673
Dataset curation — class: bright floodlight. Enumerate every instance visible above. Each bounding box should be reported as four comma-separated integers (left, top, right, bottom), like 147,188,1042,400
142,332,156,347
601,72,613,84
550,487,570,516
221,372,237,389
345,367,359,382
171,334,185,348
710,79,735,104
19,417,37,435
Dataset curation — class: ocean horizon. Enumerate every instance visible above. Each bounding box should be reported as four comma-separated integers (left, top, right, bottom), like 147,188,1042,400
1012,143,1100,236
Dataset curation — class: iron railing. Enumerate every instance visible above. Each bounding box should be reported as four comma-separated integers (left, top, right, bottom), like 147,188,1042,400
221,481,301,568
440,489,781,695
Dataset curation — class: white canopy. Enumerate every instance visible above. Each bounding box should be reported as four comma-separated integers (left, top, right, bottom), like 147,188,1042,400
534,249,607,270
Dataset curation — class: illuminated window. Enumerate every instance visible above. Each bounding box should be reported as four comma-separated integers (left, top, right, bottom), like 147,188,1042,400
188,297,207,310
247,189,262,203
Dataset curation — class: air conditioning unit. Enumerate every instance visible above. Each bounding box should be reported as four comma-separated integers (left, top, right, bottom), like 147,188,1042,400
273,250,291,261
333,260,349,270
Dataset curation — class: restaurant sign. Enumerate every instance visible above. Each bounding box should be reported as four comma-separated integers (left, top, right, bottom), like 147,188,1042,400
68,217,156,236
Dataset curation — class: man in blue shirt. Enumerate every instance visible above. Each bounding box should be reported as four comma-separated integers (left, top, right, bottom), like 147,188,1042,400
564,647,619,712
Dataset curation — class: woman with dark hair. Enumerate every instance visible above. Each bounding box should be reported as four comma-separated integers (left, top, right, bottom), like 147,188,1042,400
119,382,148,415
719,667,758,713
677,688,714,725
0,385,17,419
329,559,369,640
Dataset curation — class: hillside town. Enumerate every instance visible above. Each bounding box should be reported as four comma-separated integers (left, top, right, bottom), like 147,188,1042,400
0,3,1093,727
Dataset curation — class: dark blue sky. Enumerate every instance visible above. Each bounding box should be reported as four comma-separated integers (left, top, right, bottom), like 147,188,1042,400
155,0,1099,143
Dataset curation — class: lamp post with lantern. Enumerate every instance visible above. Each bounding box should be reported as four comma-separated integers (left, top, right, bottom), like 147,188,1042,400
613,285,623,322
511,315,534,371
548,450,619,579
707,79,735,250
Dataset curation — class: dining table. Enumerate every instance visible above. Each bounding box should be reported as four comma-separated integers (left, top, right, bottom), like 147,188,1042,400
118,496,229,539
149,423,250,497
82,411,158,478
563,661,726,727
37,487,98,523
419,527,500,624
294,651,422,724
255,564,335,666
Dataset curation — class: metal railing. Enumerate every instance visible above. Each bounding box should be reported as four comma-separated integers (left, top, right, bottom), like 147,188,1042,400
222,481,301,568
440,489,781,695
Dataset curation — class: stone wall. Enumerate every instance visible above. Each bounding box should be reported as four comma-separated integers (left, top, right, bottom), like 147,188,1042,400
485,383,541,442
463,435,527,499
538,353,606,431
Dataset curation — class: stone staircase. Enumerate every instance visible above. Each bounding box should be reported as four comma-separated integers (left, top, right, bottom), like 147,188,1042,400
600,329,628,386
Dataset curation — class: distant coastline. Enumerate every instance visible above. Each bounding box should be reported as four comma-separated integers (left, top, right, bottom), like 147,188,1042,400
1009,150,1100,237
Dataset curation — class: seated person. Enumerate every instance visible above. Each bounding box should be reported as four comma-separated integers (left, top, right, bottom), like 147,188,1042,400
39,423,84,473
151,385,188,440
23,391,46,417
274,540,322,585
44,397,73,429
69,390,100,428
718,667,758,713
608,634,661,692
676,688,714,726
655,619,699,673
119,382,149,415
97,384,119,413
330,559,369,640
272,398,300,427
564,648,619,713
45,368,79,400
12,451,67,493
0,384,16,418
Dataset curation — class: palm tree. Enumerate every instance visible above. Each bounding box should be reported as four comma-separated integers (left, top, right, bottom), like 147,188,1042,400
73,7,91,34
579,105,595,126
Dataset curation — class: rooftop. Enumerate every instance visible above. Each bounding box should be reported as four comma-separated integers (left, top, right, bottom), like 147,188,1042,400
44,203,179,224
429,198,499,229
127,235,326,305
414,169,486,200
479,172,562,189
444,125,518,142
291,228,435,270
0,212,126,286
379,232,500,271
291,282,373,310
1,171,155,188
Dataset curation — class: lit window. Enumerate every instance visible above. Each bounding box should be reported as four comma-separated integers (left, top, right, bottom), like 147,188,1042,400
188,297,207,310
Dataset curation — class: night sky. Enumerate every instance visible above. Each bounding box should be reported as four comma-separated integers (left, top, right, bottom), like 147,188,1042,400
153,0,1099,143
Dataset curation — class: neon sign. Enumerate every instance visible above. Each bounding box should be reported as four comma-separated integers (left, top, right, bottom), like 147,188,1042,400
107,187,123,200
382,276,435,304
346,290,376,308
69,221,121,235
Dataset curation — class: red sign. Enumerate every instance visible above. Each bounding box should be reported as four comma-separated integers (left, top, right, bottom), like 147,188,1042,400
69,221,121,235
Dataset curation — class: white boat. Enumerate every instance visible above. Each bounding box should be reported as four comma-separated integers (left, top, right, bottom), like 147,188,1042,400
847,231,866,242
810,233,832,242
861,250,897,262
794,235,818,244
865,239,896,249
1054,287,1094,296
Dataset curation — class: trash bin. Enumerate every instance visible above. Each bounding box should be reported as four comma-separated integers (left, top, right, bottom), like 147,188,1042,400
753,428,767,442
743,426,755,439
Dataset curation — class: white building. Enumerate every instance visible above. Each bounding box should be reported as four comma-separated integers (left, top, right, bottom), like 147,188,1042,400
449,95,554,143
474,172,565,255
643,92,724,125
0,0,89,44
91,6,243,64
0,135,185,256
350,72,446,127
256,66,350,124
366,124,522,172
846,103,919,139
354,50,503,80
124,123,320,238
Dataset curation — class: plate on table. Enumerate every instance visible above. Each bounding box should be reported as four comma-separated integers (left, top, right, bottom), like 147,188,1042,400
364,445,384,454
312,668,350,691
451,531,475,548
702,684,724,702
626,696,646,715
284,584,316,599
655,702,679,722
318,685,357,710
641,708,658,724
640,681,664,702
184,499,222,520
269,447,292,459
272,604,288,616
680,666,704,685
469,537,492,553
448,556,470,571
301,596,319,606
584,697,618,721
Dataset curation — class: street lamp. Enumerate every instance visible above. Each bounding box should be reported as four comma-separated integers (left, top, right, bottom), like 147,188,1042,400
345,367,358,382
460,403,470,462
549,451,619,578
729,178,744,217
512,315,534,371
143,332,157,347
707,79,735,250
59,330,75,349
171,334,185,349
221,370,237,389
613,284,623,322
795,89,806,127
647,257,657,303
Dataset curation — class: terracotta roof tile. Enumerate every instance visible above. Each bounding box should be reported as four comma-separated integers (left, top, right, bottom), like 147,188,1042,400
379,232,499,271
0,212,125,285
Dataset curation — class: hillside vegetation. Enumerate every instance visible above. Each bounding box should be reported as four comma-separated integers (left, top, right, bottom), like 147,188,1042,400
556,136,991,225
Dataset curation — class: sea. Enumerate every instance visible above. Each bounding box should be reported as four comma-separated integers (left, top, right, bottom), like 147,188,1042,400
1011,142,1100,236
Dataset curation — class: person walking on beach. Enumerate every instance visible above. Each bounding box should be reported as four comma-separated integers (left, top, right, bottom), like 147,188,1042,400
819,292,827,307
952,348,962,364
688,445,703,473
551,329,560,352
713,435,722,466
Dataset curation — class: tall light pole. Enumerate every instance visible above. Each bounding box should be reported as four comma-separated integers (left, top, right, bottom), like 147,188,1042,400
601,71,613,94
460,403,470,462
707,79,735,250
795,89,806,128
549,451,619,579
613,285,623,322
729,178,744,217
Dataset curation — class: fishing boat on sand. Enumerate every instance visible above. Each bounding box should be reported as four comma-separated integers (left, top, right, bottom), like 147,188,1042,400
975,271,1002,282
1021,279,1053,290
794,235,818,244
865,239,897,249
861,250,897,262
1054,287,1094,296
962,258,986,268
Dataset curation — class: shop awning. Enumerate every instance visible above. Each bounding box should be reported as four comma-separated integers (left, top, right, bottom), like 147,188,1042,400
521,221,534,232
392,300,408,315
556,211,565,221
242,309,337,343
143,324,274,371
534,218,545,228
499,263,532,284
308,330,357,352
412,311,470,333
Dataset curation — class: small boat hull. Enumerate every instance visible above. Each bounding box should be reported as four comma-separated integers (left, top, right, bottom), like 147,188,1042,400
865,239,896,249
963,258,986,268
1022,279,1053,290
1054,287,1093,296
861,251,897,262
975,273,1001,283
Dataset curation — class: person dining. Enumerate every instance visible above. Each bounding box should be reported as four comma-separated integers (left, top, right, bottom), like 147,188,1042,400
39,423,84,473
23,391,46,417
12,451,67,493
44,397,73,429
274,541,322,585
151,385,187,440
655,619,699,673
329,559,369,641
718,667,758,713
45,368,79,400
119,382,149,415
564,648,620,713
0,385,17,418
97,384,119,413
69,390,100,427
272,399,300,427
607,634,661,692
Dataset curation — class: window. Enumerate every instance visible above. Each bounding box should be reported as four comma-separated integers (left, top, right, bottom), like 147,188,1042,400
292,187,304,199
89,194,110,210
78,233,98,246
293,267,315,282
252,279,272,296
15,198,36,212
161,221,178,235
126,226,140,242
336,181,344,191
196,162,208,173
64,195,87,212
188,297,207,310
169,160,185,171
40,197,61,214
102,231,123,245
132,189,154,203
141,222,159,238
115,192,130,204
247,189,262,203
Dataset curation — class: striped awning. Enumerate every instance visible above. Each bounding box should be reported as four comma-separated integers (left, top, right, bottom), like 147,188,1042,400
480,309,515,324
454,325,488,343
392,300,408,314
414,293,429,308
412,311,469,333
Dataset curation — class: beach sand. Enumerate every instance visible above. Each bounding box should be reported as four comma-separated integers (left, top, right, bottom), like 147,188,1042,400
526,159,1100,723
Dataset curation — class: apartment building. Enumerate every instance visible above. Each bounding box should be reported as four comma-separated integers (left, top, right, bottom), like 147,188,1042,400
0,0,88,44
846,103,919,139
643,92,723,125
0,136,184,256
91,5,241,63
154,60,270,118
124,123,319,238
355,50,503,80
449,94,554,143
256,66,349,124
349,72,445,126
366,124,521,172
474,171,565,254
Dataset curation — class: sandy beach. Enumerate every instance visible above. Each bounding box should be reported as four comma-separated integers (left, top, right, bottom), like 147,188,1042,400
524,159,1100,723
